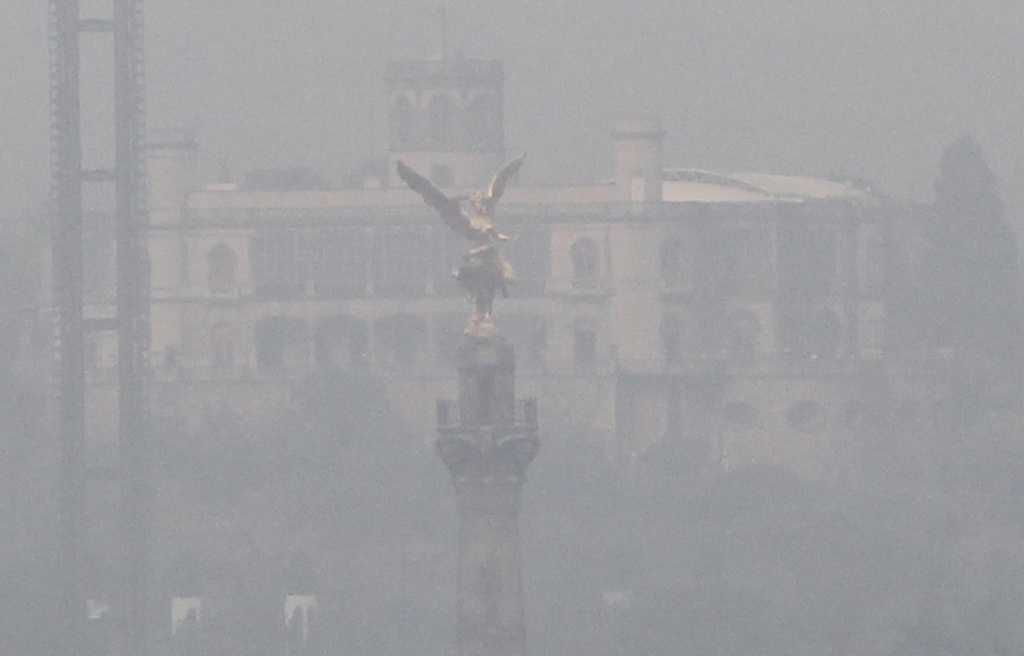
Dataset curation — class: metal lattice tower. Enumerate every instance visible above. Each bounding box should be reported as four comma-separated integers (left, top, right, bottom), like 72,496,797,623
49,1,86,652
50,0,150,653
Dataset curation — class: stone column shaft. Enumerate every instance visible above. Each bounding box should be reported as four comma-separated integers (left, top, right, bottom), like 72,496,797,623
438,335,538,656
454,479,526,656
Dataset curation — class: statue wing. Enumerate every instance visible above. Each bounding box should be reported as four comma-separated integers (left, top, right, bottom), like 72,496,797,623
481,152,527,216
396,160,472,235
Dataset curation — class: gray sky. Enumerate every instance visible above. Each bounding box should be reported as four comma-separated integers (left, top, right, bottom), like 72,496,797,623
3,0,1024,223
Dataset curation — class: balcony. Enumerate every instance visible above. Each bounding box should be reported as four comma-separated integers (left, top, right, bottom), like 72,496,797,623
436,397,537,429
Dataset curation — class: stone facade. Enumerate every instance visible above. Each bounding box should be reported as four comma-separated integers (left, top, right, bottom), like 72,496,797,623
70,57,938,482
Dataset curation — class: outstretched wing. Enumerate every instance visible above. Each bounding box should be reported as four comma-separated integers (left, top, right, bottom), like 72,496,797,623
396,160,472,235
481,152,527,216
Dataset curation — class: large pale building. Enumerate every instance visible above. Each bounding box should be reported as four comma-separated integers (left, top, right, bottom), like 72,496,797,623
78,56,939,480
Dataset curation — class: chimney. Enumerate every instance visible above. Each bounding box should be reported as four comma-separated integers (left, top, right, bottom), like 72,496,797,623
612,117,664,203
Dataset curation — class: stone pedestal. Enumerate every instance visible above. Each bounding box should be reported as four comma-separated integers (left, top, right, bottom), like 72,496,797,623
437,335,539,656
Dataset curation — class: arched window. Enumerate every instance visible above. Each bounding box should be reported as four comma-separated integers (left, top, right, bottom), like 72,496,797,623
659,235,689,289
207,243,238,296
570,237,600,290
426,94,458,150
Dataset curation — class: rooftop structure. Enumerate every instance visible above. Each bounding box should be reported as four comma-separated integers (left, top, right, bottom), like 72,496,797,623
661,169,875,203
386,56,506,189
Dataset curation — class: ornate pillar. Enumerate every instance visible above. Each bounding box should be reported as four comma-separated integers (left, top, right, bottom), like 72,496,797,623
437,335,539,656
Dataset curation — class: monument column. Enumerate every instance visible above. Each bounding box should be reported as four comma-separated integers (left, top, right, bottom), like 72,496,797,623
437,335,539,656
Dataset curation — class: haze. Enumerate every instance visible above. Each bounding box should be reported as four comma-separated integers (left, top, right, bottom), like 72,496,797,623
2,0,1023,221
5,1,1024,654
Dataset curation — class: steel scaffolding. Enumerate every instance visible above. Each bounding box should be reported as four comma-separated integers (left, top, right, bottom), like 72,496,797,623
50,0,150,653
49,1,86,653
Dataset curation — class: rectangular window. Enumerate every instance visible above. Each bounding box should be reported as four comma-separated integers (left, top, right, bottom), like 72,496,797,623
312,228,367,298
376,226,428,298
777,224,837,301
374,316,424,369
251,231,307,300
574,329,597,365
254,317,307,371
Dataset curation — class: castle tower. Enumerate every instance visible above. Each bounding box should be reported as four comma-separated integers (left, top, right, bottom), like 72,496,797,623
437,335,539,656
386,57,506,189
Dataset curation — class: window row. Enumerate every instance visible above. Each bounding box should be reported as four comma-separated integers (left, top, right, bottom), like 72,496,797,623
198,313,552,374
657,225,884,298
218,230,790,303
722,397,931,434
205,227,551,301
660,306,850,361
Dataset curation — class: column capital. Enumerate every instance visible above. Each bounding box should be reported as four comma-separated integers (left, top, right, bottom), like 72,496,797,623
436,425,538,484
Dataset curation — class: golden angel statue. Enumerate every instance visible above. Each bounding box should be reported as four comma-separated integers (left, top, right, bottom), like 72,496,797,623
397,153,526,336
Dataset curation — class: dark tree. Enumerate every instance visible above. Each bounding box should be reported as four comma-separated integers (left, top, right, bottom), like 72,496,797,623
922,134,1019,358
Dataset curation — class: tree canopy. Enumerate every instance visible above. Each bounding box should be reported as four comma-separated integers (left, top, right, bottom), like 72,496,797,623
922,134,1019,357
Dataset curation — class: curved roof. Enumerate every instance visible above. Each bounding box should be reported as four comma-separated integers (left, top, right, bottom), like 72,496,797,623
662,169,875,204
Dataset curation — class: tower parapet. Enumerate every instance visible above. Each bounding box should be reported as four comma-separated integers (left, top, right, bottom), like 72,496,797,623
437,335,538,656
387,57,506,189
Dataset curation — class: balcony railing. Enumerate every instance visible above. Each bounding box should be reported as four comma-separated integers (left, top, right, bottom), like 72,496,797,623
436,398,538,428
